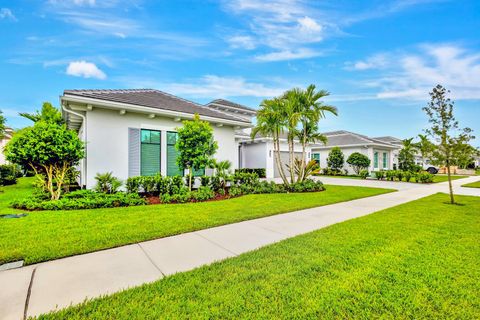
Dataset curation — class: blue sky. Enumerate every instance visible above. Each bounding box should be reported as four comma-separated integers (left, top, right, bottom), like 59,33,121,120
1,0,479,145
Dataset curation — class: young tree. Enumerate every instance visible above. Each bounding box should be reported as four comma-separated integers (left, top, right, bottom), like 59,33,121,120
327,147,344,173
19,102,63,124
346,152,371,174
398,138,417,171
5,121,84,200
423,84,474,204
176,114,218,190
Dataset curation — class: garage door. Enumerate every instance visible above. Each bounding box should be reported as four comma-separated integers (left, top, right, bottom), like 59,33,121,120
274,151,303,178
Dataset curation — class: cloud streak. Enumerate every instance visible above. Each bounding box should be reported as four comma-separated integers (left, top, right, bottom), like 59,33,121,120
66,60,107,79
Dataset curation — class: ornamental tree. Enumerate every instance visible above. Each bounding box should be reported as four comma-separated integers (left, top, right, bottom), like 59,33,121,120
327,147,344,173
423,84,474,204
398,138,417,171
5,121,84,200
176,114,218,190
346,152,371,174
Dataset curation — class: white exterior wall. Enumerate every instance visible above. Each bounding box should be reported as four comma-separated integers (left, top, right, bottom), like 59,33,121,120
0,137,11,165
84,108,238,189
241,142,267,170
312,146,396,174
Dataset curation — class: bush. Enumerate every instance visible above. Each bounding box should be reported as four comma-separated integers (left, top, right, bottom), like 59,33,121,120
125,175,185,196
386,170,396,181
11,190,146,211
395,171,404,182
200,176,211,187
0,164,21,186
373,171,385,180
327,147,344,172
404,171,413,182
235,168,266,178
415,172,434,183
288,179,325,193
359,169,369,179
346,152,371,175
232,172,259,186
94,172,122,194
192,186,215,201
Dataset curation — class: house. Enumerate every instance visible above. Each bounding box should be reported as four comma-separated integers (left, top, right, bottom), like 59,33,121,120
236,131,324,178
310,131,401,174
61,89,253,189
0,128,14,165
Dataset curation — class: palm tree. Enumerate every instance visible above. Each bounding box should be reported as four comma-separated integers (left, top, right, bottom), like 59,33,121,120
251,97,289,185
398,138,418,171
297,85,337,181
282,89,303,183
416,134,435,167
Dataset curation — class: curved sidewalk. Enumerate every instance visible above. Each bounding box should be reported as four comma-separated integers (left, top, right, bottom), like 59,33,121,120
1,176,479,320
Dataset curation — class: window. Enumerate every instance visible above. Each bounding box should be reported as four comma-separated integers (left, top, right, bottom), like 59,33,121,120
311,153,320,165
167,131,183,176
141,129,161,176
383,152,388,169
374,152,378,169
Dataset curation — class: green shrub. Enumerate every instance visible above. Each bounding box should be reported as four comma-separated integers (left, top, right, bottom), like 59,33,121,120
396,171,404,182
232,172,259,186
346,152,371,175
373,171,385,180
404,171,413,182
126,176,142,194
200,176,211,187
288,179,325,193
234,168,266,178
385,170,396,181
11,190,146,211
415,172,434,183
94,172,122,194
359,169,369,179
126,175,185,196
192,186,215,201
0,164,22,186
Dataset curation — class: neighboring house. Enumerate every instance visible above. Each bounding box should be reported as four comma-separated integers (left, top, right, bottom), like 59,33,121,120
311,131,401,174
0,128,14,165
237,131,323,178
61,89,252,189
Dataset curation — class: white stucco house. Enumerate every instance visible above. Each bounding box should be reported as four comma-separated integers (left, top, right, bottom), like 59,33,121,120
61,89,257,189
311,131,402,174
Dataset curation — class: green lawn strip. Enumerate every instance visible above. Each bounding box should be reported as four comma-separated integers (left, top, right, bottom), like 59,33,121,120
0,178,393,265
38,193,480,320
462,181,480,188
0,177,36,214
432,175,468,183
314,175,362,179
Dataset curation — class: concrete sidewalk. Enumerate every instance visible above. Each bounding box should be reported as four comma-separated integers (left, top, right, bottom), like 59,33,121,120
1,176,479,319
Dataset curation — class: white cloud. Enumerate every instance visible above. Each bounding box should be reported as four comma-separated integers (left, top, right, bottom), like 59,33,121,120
255,48,322,62
351,44,480,100
346,53,389,70
227,35,256,50
0,8,16,20
298,16,322,33
66,60,107,79
162,75,287,98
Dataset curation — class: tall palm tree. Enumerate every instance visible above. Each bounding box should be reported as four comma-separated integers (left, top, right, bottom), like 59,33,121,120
297,85,337,181
283,89,303,183
251,97,289,184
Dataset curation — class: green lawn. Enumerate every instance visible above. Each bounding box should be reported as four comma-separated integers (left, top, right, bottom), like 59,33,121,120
0,178,393,265
0,177,36,214
432,174,468,183
462,180,480,188
38,193,480,320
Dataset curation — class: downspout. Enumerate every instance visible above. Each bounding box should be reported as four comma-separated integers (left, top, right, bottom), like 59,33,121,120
61,102,87,189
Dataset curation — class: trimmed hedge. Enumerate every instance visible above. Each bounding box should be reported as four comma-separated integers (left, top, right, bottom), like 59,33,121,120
235,168,266,178
11,190,146,211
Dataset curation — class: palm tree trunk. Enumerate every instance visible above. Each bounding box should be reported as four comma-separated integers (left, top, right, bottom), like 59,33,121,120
288,137,295,184
274,138,288,185
298,125,307,182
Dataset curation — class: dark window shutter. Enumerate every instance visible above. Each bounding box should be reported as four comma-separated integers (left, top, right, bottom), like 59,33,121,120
128,128,141,177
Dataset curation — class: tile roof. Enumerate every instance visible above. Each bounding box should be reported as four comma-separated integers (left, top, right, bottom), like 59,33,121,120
321,130,398,148
208,99,257,113
63,89,250,123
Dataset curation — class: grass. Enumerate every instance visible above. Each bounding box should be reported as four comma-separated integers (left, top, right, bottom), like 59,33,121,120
0,178,393,265
0,177,35,214
462,180,480,188
431,174,468,183
38,193,480,320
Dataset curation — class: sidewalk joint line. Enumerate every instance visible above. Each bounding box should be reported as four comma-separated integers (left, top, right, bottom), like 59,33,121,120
194,233,239,256
245,221,290,237
137,244,165,277
23,267,36,320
